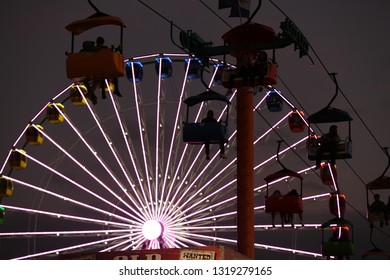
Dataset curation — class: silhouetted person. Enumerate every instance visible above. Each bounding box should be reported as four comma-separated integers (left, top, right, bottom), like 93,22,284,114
268,189,285,227
285,189,304,226
202,110,226,160
316,125,341,169
369,193,386,227
86,36,122,104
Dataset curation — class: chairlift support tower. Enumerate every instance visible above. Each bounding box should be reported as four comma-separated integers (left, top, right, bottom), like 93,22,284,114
222,22,281,259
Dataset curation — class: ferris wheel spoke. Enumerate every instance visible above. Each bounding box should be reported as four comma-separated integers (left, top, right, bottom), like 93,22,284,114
158,60,190,217
13,149,141,220
99,231,143,252
13,233,133,260
2,175,139,224
179,231,235,246
168,160,236,220
175,210,237,227
74,88,149,216
29,123,143,220
254,242,323,259
0,229,131,239
129,63,156,216
158,60,194,217
0,204,131,229
173,234,206,247
174,190,237,224
102,82,148,196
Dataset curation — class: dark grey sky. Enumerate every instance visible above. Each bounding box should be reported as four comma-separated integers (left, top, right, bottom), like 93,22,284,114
1,0,390,259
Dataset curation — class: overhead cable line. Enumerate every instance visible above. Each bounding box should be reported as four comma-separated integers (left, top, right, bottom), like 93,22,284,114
268,0,385,155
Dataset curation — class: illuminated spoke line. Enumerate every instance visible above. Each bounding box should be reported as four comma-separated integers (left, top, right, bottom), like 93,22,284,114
99,229,145,252
0,204,130,229
106,80,155,218
3,175,137,225
159,64,207,218
155,58,163,213
99,83,152,217
254,242,323,258
173,233,206,247
0,229,131,238
130,62,155,216
328,164,343,218
13,233,133,260
174,182,327,227
100,237,134,252
254,112,291,145
13,149,138,220
31,123,142,221
168,122,307,222
67,90,143,207
0,149,15,175
163,92,303,221
160,63,234,219
76,89,149,217
174,210,237,227
172,238,191,248
159,57,191,218
173,223,324,233
123,233,146,250
254,136,309,171
173,182,237,224
52,83,75,102
254,192,330,212
168,160,237,221
74,89,149,212
254,166,316,193
179,231,322,258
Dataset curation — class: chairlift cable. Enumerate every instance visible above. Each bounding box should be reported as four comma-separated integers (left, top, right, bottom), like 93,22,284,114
268,0,385,155
136,0,185,32
198,0,232,28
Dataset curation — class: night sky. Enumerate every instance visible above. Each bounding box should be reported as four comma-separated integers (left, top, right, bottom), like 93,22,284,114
1,0,390,259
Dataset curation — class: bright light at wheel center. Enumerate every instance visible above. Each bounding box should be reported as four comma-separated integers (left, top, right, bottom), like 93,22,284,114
142,220,162,240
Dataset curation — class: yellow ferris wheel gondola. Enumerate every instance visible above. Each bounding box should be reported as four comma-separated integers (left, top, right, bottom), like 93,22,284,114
65,1,126,82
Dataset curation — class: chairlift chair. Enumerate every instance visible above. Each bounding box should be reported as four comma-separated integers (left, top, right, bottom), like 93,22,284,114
65,10,126,82
182,90,230,145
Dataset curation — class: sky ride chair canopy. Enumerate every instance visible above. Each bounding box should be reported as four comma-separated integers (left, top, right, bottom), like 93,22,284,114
365,147,390,224
65,11,126,82
182,91,230,145
307,106,353,161
264,169,304,215
264,141,304,217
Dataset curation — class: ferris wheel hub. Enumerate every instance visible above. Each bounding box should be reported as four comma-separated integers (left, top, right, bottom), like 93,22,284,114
142,220,163,240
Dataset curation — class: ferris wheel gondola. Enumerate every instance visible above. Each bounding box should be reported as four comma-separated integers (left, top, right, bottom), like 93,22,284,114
321,217,354,260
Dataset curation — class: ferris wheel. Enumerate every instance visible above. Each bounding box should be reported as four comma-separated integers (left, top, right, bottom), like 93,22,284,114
0,5,353,260
0,52,341,260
